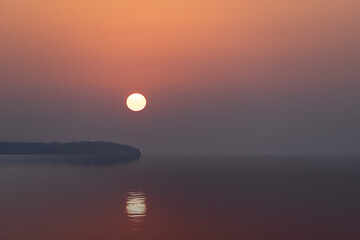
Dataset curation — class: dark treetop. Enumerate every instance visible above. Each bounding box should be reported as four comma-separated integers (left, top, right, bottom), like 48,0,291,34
0,141,141,156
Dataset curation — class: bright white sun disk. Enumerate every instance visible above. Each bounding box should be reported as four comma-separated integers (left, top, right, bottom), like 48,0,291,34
126,93,147,112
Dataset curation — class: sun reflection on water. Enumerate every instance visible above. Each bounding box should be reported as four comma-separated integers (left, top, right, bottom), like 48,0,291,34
126,191,147,222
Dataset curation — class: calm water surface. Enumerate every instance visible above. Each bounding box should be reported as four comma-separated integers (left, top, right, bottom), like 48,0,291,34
0,155,360,240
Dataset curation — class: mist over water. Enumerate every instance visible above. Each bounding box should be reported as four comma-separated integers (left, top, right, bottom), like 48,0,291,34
0,155,360,239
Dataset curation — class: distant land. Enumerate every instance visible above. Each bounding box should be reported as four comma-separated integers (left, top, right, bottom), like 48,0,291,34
0,141,141,157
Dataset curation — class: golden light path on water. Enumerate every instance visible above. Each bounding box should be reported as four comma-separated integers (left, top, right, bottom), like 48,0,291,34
126,191,147,223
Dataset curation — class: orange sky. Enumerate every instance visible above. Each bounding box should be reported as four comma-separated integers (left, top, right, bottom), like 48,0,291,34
0,0,359,153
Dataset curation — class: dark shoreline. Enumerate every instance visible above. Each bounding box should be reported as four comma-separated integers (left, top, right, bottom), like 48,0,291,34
0,141,141,156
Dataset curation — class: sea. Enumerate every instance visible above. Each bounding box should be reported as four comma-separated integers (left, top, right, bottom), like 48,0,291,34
0,155,359,240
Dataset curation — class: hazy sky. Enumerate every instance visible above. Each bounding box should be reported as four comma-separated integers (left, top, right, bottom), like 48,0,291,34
0,0,359,154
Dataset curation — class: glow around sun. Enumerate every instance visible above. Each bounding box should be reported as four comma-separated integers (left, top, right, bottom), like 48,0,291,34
126,93,147,112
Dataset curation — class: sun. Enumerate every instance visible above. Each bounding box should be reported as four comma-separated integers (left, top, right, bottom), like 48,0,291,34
126,93,147,112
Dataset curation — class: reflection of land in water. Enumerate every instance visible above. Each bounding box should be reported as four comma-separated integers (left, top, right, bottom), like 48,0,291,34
0,155,140,168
